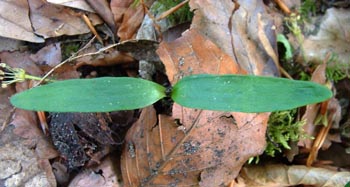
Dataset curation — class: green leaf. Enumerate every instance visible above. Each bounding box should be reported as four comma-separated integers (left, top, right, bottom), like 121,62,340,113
171,74,332,113
10,77,166,112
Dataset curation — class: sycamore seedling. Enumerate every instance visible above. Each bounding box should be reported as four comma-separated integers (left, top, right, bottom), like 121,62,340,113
5,64,332,113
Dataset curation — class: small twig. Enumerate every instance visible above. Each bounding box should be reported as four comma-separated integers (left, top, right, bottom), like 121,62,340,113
81,14,104,44
274,0,291,15
156,0,189,21
36,36,97,86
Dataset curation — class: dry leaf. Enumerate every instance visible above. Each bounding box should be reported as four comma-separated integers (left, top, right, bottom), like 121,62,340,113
157,29,245,83
121,27,271,186
47,0,95,12
68,156,121,187
110,0,134,29
29,0,102,39
297,8,350,67
86,0,116,33
298,64,328,149
121,107,202,186
116,4,145,41
30,43,62,67
0,0,44,43
236,164,350,187
189,0,279,75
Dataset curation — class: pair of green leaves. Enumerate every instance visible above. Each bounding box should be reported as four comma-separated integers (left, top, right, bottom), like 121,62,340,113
10,74,332,113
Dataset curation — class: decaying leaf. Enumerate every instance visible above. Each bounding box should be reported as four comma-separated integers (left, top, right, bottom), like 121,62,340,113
157,29,245,83
30,43,62,67
0,0,44,43
189,0,279,75
236,164,350,187
121,105,270,186
297,8,350,67
298,64,329,149
47,0,95,12
68,156,121,187
85,0,116,33
29,0,102,39
127,23,271,186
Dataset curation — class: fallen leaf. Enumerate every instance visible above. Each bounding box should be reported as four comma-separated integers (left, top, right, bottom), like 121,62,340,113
298,64,328,149
157,29,245,83
29,0,102,39
0,0,44,43
68,156,121,187
86,0,116,34
110,0,134,29
189,0,279,75
236,164,350,187
297,8,350,67
122,26,271,185
47,0,95,12
30,43,62,67
111,0,154,41
0,37,24,51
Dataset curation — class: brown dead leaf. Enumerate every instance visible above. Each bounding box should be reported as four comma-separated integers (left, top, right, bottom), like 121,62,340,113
236,164,350,187
68,156,121,187
117,4,145,41
86,0,116,34
0,0,44,43
296,8,350,67
121,27,270,186
0,51,57,186
189,0,279,75
298,64,329,149
111,0,153,41
122,106,270,186
30,43,62,67
28,0,102,39
75,48,135,67
157,29,245,83
0,37,23,51
0,51,58,158
121,106,201,186
110,0,134,29
47,0,95,12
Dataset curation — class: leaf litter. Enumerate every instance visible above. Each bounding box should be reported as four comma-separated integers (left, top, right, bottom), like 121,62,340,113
0,0,349,187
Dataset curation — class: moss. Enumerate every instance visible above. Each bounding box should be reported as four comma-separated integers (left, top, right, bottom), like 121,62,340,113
265,110,308,157
61,43,80,60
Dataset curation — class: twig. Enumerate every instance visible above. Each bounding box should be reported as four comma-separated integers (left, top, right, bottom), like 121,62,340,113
156,0,189,21
36,36,97,86
274,0,291,15
81,14,103,44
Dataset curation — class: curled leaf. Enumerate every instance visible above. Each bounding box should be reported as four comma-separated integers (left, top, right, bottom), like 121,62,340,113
171,74,332,113
10,77,166,112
